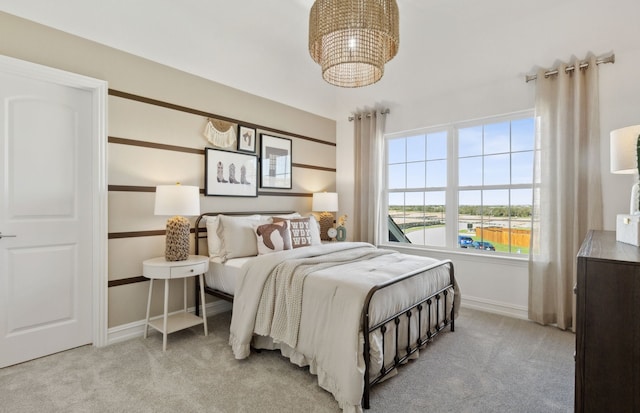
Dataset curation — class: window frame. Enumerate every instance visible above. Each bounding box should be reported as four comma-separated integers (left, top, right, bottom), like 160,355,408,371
381,110,534,257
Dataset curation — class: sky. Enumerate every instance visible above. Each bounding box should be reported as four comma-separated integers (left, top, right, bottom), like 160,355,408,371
387,117,535,207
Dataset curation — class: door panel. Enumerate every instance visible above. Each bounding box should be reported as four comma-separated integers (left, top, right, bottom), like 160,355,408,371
0,69,93,368
8,98,77,218
7,244,76,333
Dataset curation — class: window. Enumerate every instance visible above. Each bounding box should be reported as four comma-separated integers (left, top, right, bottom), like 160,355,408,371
385,112,534,255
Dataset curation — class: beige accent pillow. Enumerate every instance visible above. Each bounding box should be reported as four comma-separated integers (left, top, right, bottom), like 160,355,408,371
217,214,268,261
254,221,292,255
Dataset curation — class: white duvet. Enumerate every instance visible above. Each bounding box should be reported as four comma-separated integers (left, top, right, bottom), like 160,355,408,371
229,242,460,413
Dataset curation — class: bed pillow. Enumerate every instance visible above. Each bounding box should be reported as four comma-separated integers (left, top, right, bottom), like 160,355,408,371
254,221,292,255
205,215,223,259
217,214,268,261
273,215,322,248
272,212,302,220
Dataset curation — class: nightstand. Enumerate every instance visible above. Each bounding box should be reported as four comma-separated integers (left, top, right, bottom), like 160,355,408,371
143,255,209,351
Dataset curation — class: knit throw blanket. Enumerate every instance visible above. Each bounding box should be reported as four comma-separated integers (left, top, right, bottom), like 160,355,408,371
253,246,392,348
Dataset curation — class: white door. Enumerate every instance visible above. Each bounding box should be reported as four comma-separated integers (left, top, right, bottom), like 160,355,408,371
0,63,97,367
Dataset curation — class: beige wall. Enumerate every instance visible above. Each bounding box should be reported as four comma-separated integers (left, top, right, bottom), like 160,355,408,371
0,12,336,328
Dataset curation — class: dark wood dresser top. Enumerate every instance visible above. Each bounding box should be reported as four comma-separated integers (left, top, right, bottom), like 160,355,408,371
577,230,640,264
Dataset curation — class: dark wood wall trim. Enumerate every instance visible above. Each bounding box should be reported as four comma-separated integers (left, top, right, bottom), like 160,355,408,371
109,230,167,239
107,191,312,239
108,185,205,194
108,185,156,193
257,191,313,197
109,136,204,155
108,136,336,173
108,184,315,197
108,276,147,288
108,89,336,147
291,163,336,172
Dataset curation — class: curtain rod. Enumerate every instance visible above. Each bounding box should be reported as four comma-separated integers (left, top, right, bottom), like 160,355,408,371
348,108,390,121
525,53,615,83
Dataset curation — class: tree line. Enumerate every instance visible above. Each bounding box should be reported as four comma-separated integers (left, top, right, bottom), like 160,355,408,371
390,205,532,218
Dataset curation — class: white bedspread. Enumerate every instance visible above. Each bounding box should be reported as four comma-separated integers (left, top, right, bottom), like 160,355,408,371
254,245,392,348
228,242,459,413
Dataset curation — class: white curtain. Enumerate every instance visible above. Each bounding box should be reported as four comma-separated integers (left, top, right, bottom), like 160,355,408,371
528,55,603,330
353,111,386,244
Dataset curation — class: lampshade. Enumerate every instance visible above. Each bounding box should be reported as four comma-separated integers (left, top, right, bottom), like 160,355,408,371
308,0,399,88
610,126,640,217
154,185,200,217
611,125,640,174
313,192,339,212
154,184,200,261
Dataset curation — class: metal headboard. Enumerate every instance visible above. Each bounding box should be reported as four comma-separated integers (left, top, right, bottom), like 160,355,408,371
193,211,297,255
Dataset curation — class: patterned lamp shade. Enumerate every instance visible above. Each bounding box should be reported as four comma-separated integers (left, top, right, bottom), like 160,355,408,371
155,184,200,261
308,0,399,88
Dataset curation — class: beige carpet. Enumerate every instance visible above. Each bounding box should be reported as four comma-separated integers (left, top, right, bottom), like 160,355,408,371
0,308,574,413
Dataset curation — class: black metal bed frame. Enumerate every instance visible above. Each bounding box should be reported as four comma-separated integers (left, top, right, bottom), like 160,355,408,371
361,262,454,408
193,212,455,410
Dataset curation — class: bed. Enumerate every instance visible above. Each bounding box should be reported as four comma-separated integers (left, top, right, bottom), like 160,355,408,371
194,211,460,412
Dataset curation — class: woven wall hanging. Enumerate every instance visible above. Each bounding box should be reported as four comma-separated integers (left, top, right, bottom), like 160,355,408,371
203,118,237,148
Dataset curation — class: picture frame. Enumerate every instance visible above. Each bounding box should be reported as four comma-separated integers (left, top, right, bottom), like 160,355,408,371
260,134,292,189
205,147,258,197
237,125,256,153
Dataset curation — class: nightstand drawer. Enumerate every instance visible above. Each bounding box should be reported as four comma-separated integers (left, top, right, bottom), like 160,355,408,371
170,262,206,278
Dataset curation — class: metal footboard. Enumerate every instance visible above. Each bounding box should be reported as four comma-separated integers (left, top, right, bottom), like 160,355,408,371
361,260,455,409
193,212,456,410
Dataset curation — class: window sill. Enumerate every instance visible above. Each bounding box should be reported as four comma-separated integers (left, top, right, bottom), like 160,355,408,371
379,242,529,268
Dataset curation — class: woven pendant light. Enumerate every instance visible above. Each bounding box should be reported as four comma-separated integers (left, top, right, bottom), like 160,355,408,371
309,0,399,88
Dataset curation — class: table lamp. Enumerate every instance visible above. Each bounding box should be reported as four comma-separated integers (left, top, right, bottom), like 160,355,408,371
610,125,640,245
313,192,338,241
154,184,200,261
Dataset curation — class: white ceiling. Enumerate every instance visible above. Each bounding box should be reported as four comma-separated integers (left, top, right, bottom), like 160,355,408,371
0,0,637,121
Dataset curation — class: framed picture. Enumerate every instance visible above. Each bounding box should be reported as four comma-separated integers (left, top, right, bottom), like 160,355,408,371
205,148,258,197
237,125,256,153
260,134,292,189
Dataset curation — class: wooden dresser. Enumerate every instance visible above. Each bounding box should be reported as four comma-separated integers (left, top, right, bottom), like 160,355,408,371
575,230,640,412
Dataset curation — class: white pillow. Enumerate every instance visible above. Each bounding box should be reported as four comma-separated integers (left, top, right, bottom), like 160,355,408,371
272,212,302,220
205,216,222,259
217,214,269,261
254,221,292,255
306,214,322,245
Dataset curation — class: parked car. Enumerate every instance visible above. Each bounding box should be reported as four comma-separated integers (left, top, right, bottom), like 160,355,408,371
458,235,474,248
472,241,495,251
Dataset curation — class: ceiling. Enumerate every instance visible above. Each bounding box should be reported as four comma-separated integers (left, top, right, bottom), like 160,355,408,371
0,0,636,121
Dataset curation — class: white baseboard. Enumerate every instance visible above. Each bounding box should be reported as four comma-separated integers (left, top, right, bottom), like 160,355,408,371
460,294,528,320
107,300,232,346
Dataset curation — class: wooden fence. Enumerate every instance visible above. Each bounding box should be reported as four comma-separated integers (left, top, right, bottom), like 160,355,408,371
476,227,530,248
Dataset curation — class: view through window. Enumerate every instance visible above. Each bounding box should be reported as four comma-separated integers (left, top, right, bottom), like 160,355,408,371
386,113,534,255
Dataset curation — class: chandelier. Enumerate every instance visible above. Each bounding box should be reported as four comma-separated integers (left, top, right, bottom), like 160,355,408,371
308,0,400,88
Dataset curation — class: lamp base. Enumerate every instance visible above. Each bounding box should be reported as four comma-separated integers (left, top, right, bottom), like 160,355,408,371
318,212,334,241
165,216,190,261
616,214,640,246
630,182,640,215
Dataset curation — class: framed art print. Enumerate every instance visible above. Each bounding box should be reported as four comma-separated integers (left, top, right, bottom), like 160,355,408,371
205,147,258,197
260,134,292,189
237,125,256,153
